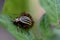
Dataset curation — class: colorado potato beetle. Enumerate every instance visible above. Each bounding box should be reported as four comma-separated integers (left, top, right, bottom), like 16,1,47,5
13,12,34,31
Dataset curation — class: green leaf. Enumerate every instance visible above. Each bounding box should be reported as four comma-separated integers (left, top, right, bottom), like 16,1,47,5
39,14,54,40
40,0,59,27
0,15,35,40
56,0,60,19
39,0,60,40
2,0,29,19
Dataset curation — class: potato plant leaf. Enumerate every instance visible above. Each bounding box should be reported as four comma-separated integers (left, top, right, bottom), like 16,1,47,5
0,15,35,40
39,0,60,40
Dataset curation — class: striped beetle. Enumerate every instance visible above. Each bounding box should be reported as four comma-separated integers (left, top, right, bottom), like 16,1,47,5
13,12,34,31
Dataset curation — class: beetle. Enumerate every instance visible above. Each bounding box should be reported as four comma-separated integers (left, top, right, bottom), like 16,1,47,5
13,12,34,31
